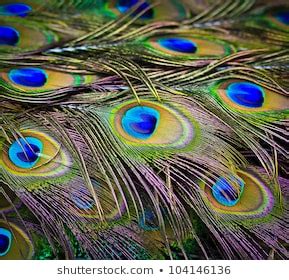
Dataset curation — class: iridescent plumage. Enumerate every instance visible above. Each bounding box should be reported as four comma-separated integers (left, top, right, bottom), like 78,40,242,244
0,0,288,260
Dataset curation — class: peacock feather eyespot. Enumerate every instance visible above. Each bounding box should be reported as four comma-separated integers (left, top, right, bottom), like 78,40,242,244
0,26,20,46
8,68,48,88
259,7,289,31
8,137,43,169
110,100,199,157
0,20,58,51
0,228,12,257
212,176,244,207
145,35,233,59
1,67,97,92
0,3,32,17
70,182,98,211
274,10,289,26
1,130,71,178
0,220,33,259
102,0,188,22
68,178,125,220
201,170,274,219
139,209,159,231
212,79,289,113
71,189,94,211
117,0,154,20
121,106,160,140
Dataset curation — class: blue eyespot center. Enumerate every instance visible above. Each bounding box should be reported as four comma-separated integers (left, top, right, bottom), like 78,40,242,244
227,82,265,108
0,26,19,46
139,209,159,231
71,189,94,210
274,11,289,25
8,137,43,169
71,180,100,210
158,37,197,53
212,176,244,207
117,0,153,19
8,68,48,87
122,106,160,140
0,3,32,17
0,228,12,257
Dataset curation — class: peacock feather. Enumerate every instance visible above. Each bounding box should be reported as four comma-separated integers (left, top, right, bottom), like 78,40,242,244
0,0,288,260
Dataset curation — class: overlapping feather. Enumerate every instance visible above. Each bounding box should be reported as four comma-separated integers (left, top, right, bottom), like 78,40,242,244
0,0,288,260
